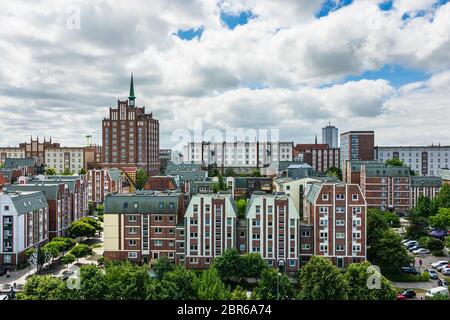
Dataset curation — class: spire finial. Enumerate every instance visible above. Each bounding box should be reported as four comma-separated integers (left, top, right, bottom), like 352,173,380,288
315,134,318,145
129,73,136,102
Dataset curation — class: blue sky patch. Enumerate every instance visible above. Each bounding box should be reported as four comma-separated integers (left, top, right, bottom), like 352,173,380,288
378,0,393,11
174,26,205,40
316,0,353,18
344,64,429,87
220,11,255,29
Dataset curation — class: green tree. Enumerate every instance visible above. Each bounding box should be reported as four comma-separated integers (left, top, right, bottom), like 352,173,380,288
80,217,103,232
62,253,76,267
367,209,390,246
69,244,93,263
368,229,413,274
230,286,248,300
383,211,400,228
146,279,179,300
153,256,175,279
45,168,57,176
79,264,107,300
406,213,428,239
79,168,87,175
224,168,236,177
196,267,230,300
429,208,450,230
433,183,450,209
135,168,148,190
326,167,342,180
103,261,150,300
42,241,65,262
298,256,348,300
240,253,268,279
235,198,248,219
212,248,242,282
250,169,262,177
162,265,198,300
426,238,444,251
51,237,77,251
16,275,74,300
68,221,97,240
62,168,73,176
414,195,435,217
343,262,397,300
385,158,405,167
253,268,294,300
218,174,226,190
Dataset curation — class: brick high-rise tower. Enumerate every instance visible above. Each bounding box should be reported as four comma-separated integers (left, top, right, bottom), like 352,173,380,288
102,74,160,176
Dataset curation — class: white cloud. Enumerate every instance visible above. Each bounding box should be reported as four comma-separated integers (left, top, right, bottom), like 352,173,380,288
0,0,448,148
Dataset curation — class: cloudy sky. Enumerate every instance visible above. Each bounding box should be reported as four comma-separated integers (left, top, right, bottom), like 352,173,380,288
0,0,449,149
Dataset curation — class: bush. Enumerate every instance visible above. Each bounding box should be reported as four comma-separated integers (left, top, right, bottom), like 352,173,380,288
69,244,93,260
418,271,430,282
62,254,76,265
427,238,444,251
431,250,445,257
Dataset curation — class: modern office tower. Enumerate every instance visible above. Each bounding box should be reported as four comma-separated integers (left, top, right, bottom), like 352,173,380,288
322,123,338,148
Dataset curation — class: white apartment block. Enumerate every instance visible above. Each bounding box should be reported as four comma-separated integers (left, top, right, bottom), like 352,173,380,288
375,146,450,176
182,141,294,169
245,192,300,271
0,190,49,266
184,194,237,269
45,148,85,174
0,148,26,165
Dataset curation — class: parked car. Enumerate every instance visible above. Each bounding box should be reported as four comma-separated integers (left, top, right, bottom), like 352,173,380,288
401,239,411,244
438,279,449,287
401,289,416,299
431,261,449,269
0,267,8,277
401,266,420,275
426,269,439,279
441,268,450,276
408,245,424,252
413,248,430,255
425,287,449,299
429,229,449,239
404,240,419,247
396,294,407,300
437,264,449,272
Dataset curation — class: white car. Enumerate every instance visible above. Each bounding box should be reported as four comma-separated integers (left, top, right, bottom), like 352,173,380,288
404,240,419,247
413,248,430,255
425,287,449,299
401,239,411,244
437,264,450,272
431,261,449,269
441,268,450,276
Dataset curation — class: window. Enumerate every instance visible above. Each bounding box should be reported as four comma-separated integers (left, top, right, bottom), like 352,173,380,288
255,206,261,213
3,255,12,263
155,228,162,234
319,207,328,214
128,240,137,247
301,230,310,237
336,232,345,239
128,215,137,223
320,244,328,252
128,227,137,234
154,216,162,222
190,232,198,238
336,194,345,200
336,245,345,252
336,220,345,226
155,240,163,247
319,232,328,239
190,219,198,226
4,205,9,211
128,252,138,259
322,194,329,201
159,202,164,209
252,220,260,227
336,207,345,214
352,194,359,201
301,244,311,250
290,219,295,227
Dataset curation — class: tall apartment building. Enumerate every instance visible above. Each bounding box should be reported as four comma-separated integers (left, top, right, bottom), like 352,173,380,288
359,164,411,212
340,131,375,170
245,192,300,271
295,143,340,172
103,191,185,264
375,145,450,176
410,176,442,207
0,190,49,266
102,74,160,176
184,193,237,269
181,141,294,174
303,182,367,268
0,147,25,164
87,168,123,204
322,123,338,148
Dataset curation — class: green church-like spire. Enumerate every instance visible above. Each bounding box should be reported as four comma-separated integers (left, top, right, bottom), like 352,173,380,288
129,73,136,102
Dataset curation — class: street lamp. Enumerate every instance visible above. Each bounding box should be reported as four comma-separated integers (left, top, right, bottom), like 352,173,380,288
276,259,285,300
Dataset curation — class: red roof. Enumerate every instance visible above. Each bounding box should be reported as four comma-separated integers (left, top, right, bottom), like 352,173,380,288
144,177,177,191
